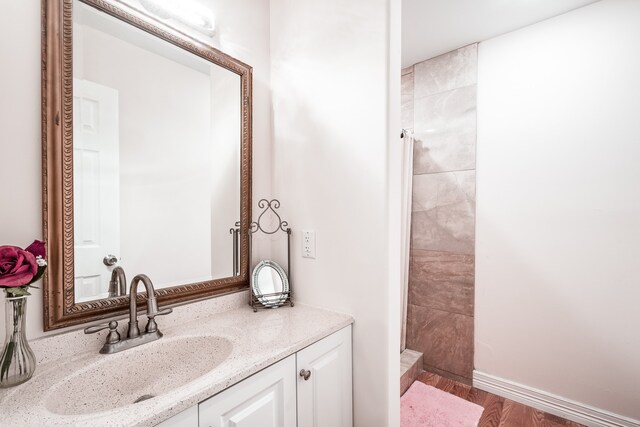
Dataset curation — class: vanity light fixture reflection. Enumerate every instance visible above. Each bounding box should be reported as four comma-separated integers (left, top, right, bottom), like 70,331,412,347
138,0,216,36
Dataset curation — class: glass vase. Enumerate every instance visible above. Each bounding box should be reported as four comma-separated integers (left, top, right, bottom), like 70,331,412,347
0,296,36,388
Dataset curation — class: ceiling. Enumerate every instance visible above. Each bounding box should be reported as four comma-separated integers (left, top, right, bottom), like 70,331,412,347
402,0,601,68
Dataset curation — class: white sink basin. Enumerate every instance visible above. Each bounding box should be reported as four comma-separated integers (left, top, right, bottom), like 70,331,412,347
45,335,232,415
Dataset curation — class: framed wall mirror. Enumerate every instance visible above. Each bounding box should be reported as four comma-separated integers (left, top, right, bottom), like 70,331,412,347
42,0,252,330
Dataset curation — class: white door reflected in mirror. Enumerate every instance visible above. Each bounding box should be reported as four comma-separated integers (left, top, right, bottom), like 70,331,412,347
252,261,289,308
73,79,120,303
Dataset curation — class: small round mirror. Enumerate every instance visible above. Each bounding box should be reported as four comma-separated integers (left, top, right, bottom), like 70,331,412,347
252,260,289,308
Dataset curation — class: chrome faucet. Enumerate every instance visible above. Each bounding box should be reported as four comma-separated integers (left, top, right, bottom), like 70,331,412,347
84,274,172,354
107,266,127,298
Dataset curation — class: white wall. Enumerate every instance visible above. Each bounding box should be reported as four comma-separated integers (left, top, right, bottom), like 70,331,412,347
270,0,400,425
0,0,271,342
0,0,43,342
476,0,640,420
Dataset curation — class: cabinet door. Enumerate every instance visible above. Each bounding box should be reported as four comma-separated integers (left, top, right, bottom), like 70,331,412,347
297,326,353,427
198,355,296,427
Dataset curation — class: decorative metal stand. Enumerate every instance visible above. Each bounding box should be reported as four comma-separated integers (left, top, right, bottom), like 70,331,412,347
248,199,293,312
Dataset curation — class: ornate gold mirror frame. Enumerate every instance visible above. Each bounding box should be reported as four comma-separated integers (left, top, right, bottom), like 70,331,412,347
42,0,252,330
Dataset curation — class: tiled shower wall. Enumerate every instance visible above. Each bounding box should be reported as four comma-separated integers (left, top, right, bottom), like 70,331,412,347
403,44,477,383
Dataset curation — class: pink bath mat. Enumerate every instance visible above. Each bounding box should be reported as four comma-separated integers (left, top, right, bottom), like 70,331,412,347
401,381,484,427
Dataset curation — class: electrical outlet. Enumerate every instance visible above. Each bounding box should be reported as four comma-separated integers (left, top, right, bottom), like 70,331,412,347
302,230,316,259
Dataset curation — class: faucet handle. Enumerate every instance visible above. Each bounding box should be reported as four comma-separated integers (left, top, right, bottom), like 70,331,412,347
84,321,121,344
146,295,172,318
145,307,172,334
84,323,110,334
155,307,172,316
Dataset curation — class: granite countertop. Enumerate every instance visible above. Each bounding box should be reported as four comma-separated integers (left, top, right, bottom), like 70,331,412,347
0,293,353,427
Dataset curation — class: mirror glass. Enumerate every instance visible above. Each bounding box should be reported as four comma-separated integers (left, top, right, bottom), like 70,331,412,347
72,0,240,303
252,261,289,307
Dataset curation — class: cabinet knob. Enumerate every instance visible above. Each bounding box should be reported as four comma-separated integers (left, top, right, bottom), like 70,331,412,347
299,369,311,381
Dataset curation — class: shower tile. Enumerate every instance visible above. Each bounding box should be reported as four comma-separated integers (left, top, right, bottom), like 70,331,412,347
409,250,474,316
413,85,476,174
412,169,475,212
402,70,414,130
411,210,475,254
411,171,475,254
413,44,477,98
406,304,474,379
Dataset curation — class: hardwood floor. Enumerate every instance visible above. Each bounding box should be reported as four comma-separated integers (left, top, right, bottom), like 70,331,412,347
414,372,584,427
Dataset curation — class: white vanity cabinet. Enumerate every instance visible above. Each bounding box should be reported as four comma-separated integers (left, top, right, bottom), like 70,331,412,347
160,325,352,427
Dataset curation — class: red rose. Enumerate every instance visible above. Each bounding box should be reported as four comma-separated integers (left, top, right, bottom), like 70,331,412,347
0,246,38,288
25,240,46,259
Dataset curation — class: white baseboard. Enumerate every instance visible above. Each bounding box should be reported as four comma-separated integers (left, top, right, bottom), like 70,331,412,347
473,371,640,427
